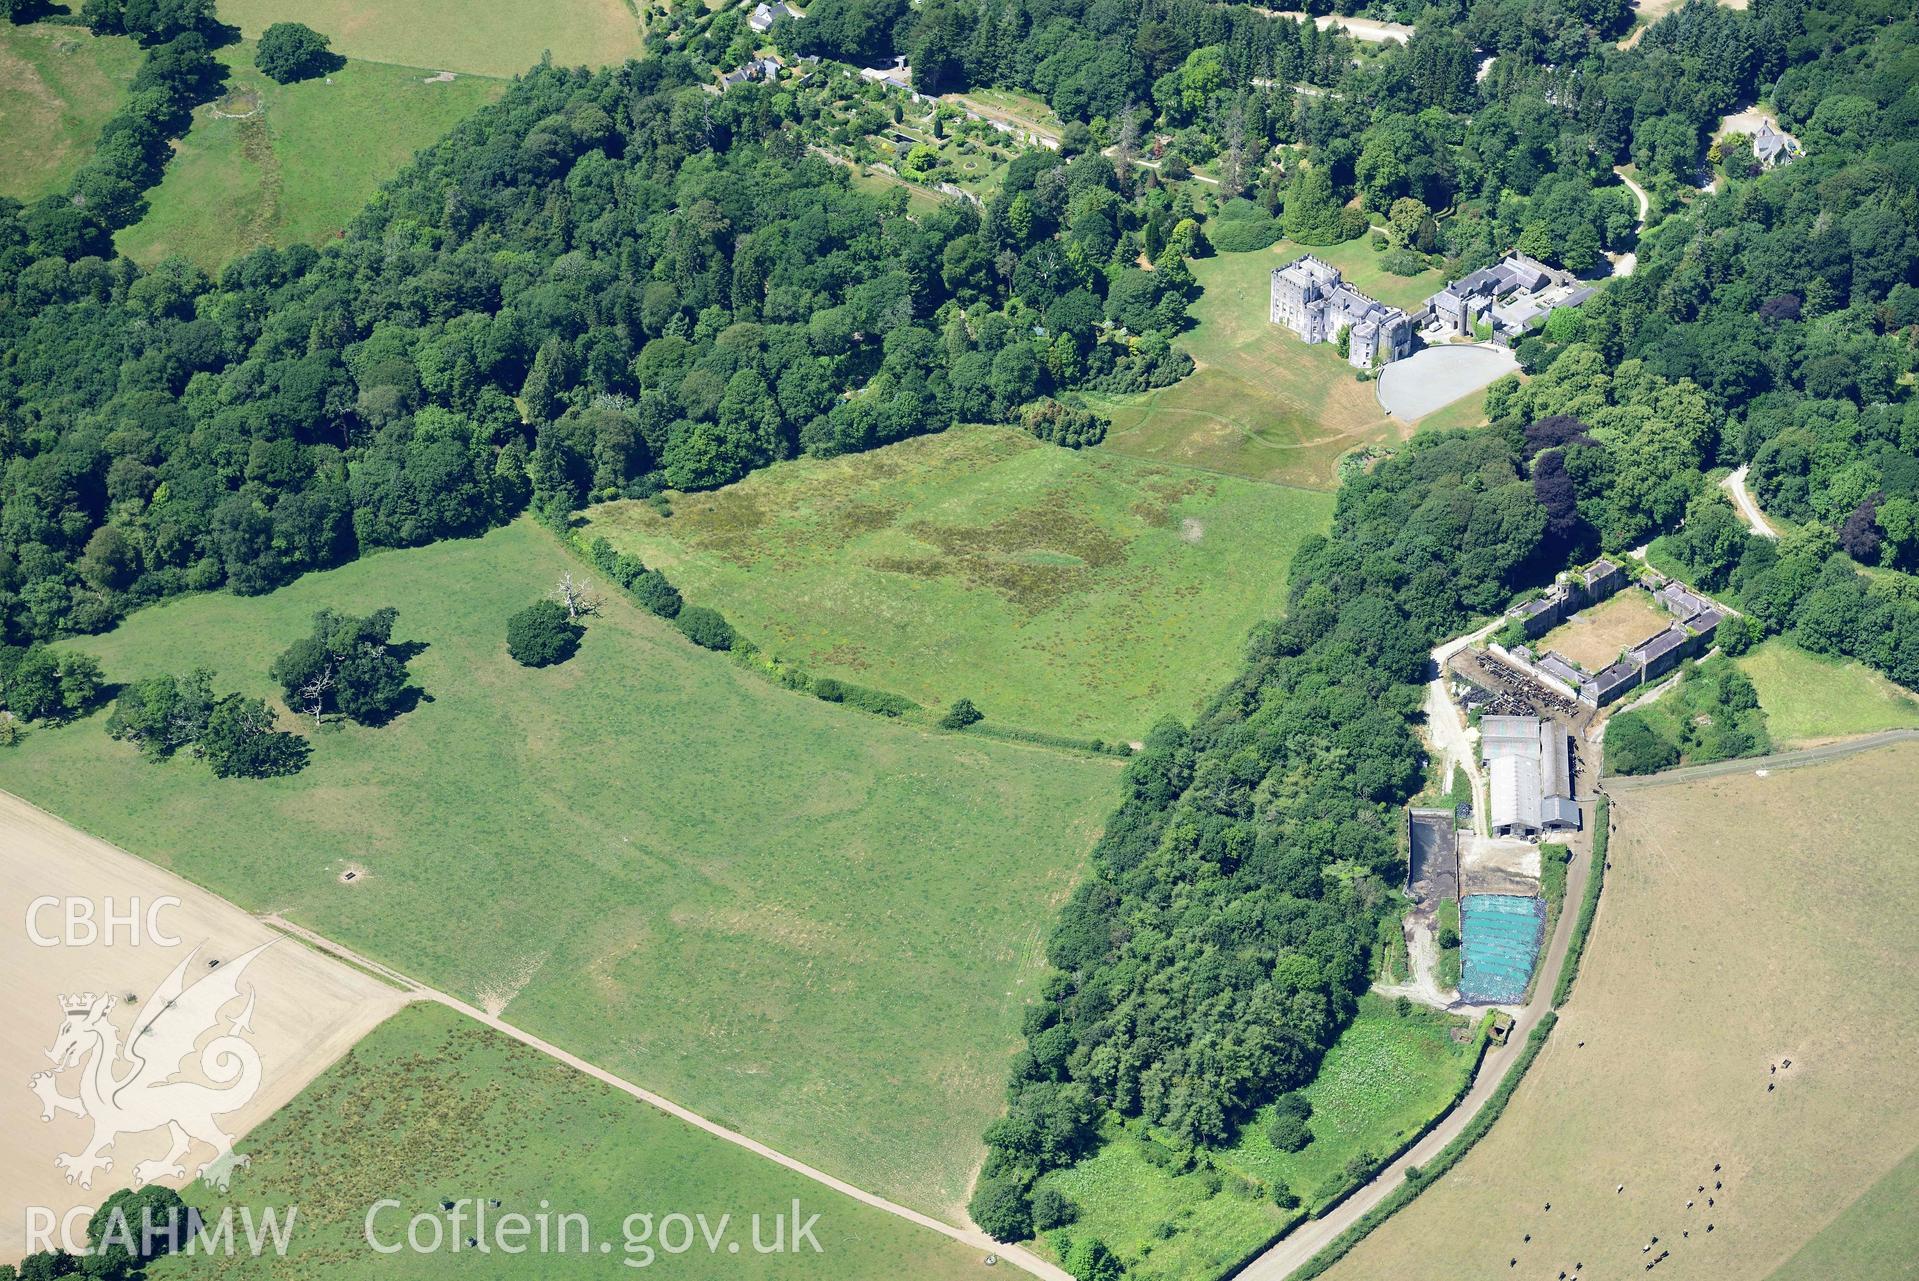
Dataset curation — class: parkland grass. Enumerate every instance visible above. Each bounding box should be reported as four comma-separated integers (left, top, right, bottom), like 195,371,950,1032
0,520,1121,1219
1090,244,1439,488
0,23,143,200
1322,741,1919,1281
150,1003,991,1280
584,425,1333,741
209,0,644,79
1735,638,1919,745
117,48,504,271
1030,997,1479,1280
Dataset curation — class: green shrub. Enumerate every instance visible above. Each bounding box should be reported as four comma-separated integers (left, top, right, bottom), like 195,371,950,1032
1267,1111,1312,1152
969,1173,1032,1242
506,600,582,667
938,697,984,729
1210,215,1282,253
1030,1185,1078,1231
675,605,736,651
1605,710,1680,774
255,21,337,83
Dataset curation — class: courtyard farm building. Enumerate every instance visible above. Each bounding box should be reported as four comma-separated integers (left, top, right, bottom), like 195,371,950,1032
1481,715,1579,837
1423,253,1595,346
1270,256,1414,369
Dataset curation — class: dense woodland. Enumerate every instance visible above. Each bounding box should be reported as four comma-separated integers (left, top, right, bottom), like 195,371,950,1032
0,57,1194,649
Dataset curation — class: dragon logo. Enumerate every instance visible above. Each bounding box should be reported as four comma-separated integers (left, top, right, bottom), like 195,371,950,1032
30,941,271,1193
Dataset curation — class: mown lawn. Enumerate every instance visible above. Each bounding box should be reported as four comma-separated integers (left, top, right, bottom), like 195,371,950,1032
152,1003,990,1280
1735,638,1919,745
117,47,504,271
0,22,143,200
1028,997,1479,1280
1090,245,1429,488
210,0,643,78
0,519,1120,1220
584,425,1332,742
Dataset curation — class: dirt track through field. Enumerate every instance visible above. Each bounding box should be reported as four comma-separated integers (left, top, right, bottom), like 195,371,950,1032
257,914,1071,1281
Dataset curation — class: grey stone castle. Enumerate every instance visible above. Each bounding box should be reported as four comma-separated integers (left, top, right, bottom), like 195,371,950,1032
1269,255,1413,369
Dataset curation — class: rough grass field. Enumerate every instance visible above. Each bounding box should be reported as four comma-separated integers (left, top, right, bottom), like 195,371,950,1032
0,520,1121,1220
1030,998,1478,1280
1735,639,1919,745
1090,243,1440,488
209,0,644,78
1536,589,1671,670
151,1003,991,1280
1322,742,1919,1281
118,48,504,271
584,426,1332,741
0,22,142,200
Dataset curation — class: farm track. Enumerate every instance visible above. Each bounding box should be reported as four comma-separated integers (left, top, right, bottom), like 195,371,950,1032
1601,728,1919,789
257,914,1072,1281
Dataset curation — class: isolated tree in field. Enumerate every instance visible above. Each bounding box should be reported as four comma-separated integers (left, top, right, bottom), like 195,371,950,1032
255,22,337,83
939,697,983,729
0,645,104,722
200,695,309,778
506,599,582,667
271,608,415,726
106,668,214,760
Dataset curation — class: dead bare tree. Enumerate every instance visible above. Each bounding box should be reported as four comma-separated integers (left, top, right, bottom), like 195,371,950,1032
1219,99,1249,197
1113,106,1141,188
552,572,603,621
297,665,336,727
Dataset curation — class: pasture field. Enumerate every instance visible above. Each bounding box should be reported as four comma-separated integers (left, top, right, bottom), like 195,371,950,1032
118,48,504,271
1090,244,1439,488
1735,639,1919,745
583,425,1333,741
1322,742,1919,1281
0,792,406,1258
151,1003,991,1280
0,22,142,200
1536,588,1671,670
0,520,1121,1220
1030,998,1479,1280
209,0,644,78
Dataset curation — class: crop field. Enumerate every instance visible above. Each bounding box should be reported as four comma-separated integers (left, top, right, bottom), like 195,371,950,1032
1090,245,1438,488
152,1003,991,1280
1029,998,1478,1280
1735,639,1919,745
0,22,142,200
0,793,406,1259
209,0,644,79
118,48,504,271
583,425,1333,742
1536,589,1671,670
0,520,1122,1220
1322,741,1919,1281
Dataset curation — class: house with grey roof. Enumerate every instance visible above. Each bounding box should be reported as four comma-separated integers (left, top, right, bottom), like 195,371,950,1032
1750,119,1800,168
747,0,802,32
1424,253,1591,346
1270,256,1413,369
